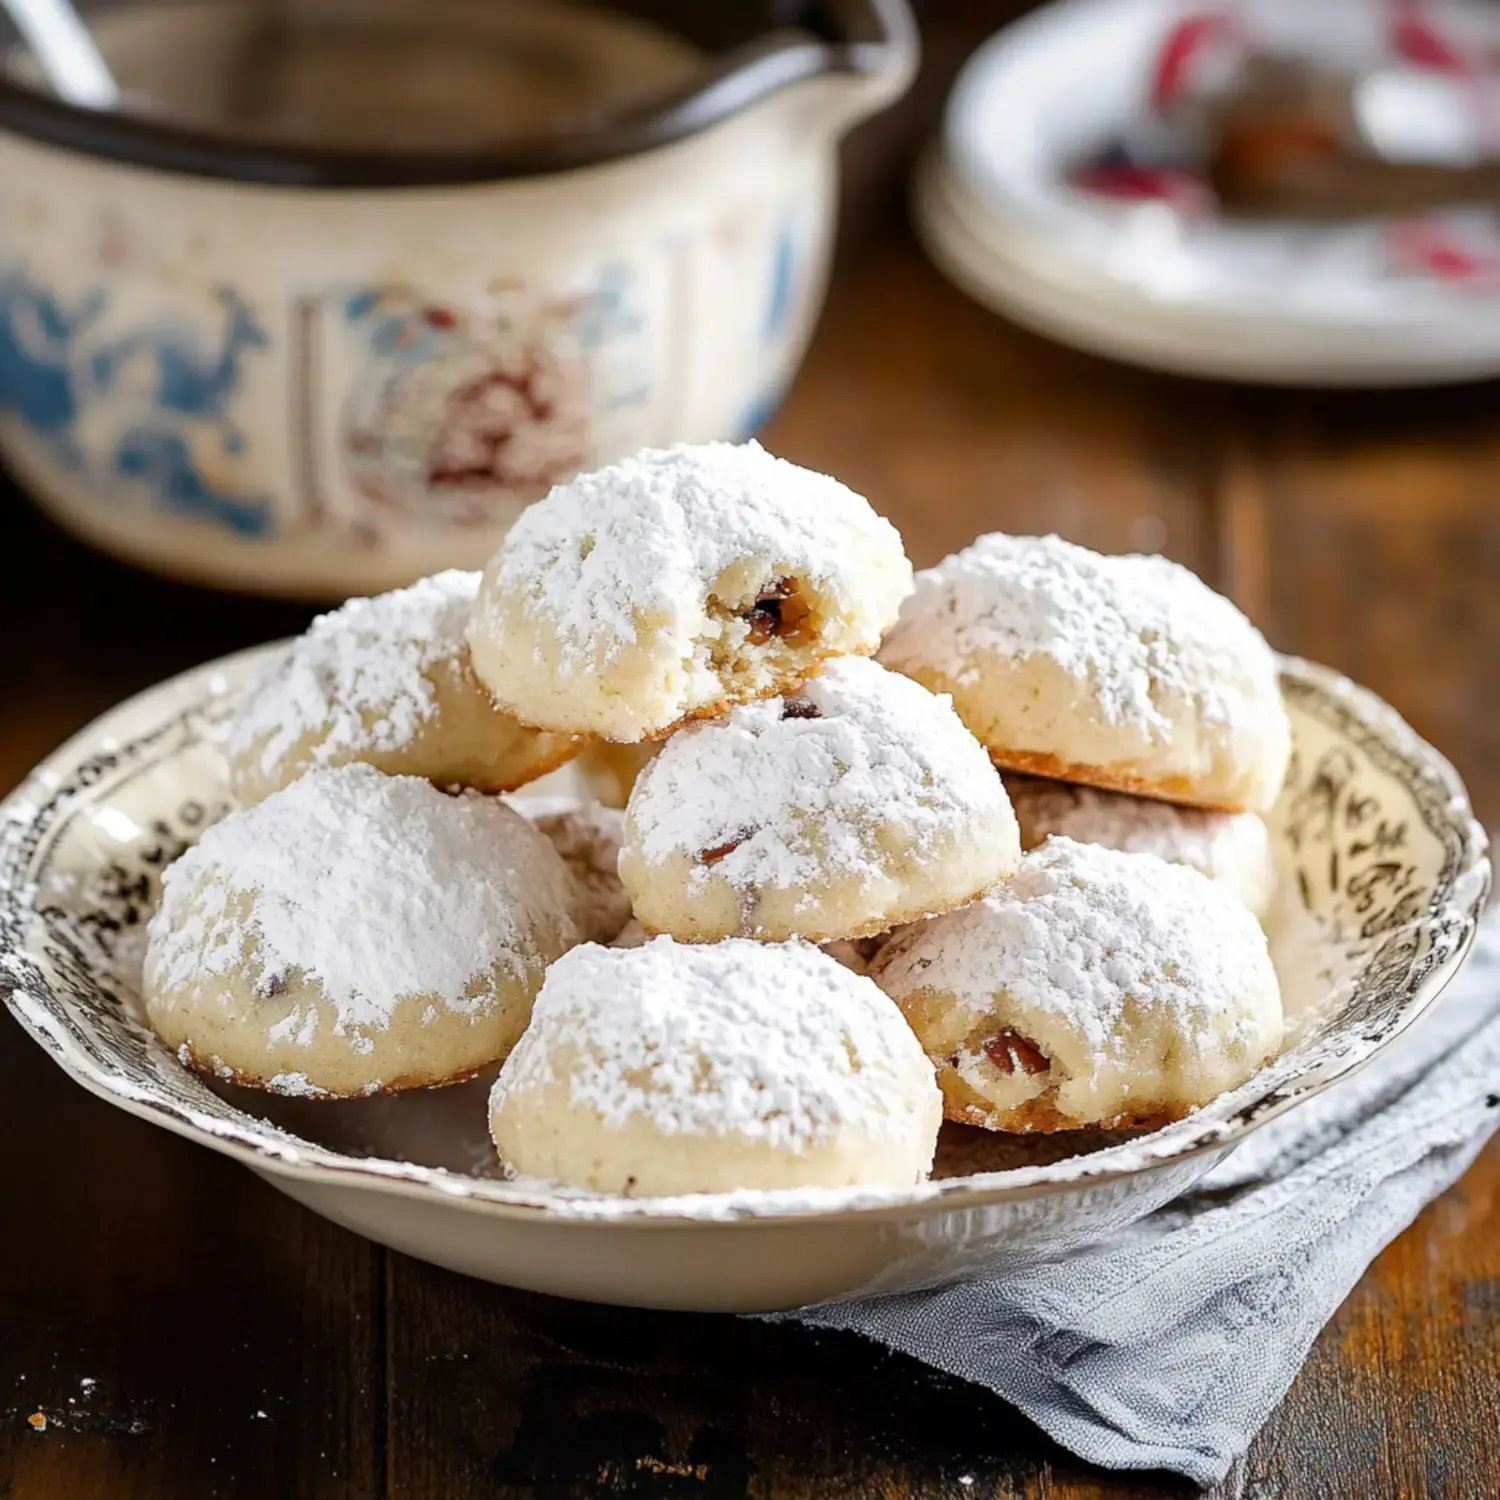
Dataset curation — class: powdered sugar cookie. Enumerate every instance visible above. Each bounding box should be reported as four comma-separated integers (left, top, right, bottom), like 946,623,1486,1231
619,657,1021,943
1005,776,1276,919
226,571,578,805
527,802,632,944
144,764,577,1098
467,442,913,742
871,838,1283,1133
878,534,1290,813
489,937,941,1195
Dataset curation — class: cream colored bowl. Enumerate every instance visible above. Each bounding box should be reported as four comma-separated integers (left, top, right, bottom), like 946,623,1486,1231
0,0,914,597
0,645,1487,1310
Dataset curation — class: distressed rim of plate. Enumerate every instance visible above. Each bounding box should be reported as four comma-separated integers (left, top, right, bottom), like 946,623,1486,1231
0,644,1490,1226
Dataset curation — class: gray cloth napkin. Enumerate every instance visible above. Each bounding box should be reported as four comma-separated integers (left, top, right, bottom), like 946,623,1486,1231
782,916,1500,1488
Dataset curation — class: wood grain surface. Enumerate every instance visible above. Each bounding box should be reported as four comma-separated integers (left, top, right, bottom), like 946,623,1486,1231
1,232,1496,1500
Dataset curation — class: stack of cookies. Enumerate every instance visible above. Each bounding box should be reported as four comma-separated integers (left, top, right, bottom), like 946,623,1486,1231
141,442,1292,1200
879,533,1285,920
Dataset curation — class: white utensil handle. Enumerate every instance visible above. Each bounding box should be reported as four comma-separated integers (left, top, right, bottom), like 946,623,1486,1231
5,0,118,109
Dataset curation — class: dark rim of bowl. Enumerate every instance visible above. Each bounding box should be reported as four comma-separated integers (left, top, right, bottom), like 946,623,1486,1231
0,0,915,188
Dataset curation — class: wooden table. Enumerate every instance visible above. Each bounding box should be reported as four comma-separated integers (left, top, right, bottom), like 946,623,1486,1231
2,235,1497,1499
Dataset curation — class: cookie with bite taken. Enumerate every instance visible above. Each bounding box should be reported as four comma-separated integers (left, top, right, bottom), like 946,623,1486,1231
466,442,913,742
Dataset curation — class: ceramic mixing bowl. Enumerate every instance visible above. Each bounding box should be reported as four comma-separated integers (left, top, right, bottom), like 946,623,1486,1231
0,645,1486,1311
0,0,915,596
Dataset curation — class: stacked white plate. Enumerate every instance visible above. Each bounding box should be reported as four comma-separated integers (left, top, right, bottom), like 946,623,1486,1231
914,0,1500,385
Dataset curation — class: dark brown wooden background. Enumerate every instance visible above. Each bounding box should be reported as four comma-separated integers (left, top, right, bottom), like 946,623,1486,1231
3,4,1499,1496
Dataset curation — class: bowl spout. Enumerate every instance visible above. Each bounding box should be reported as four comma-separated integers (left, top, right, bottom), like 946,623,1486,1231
662,0,919,139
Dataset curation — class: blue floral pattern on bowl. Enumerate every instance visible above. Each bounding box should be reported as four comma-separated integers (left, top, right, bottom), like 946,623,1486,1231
0,145,832,595
0,271,273,535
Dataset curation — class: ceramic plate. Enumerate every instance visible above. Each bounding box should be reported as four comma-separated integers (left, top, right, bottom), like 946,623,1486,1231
918,0,1500,385
0,645,1488,1310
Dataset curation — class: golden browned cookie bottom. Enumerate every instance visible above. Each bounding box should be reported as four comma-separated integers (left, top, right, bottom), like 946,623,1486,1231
454,734,589,794
986,747,1249,815
175,1042,488,1100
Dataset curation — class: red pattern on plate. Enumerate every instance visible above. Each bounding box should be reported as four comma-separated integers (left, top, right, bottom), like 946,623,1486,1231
1389,217,1500,284
1151,10,1237,111
1069,163,1214,213
1390,2,1475,75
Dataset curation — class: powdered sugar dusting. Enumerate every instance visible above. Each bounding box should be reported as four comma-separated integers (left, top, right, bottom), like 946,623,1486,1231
628,657,1012,895
1009,776,1239,857
474,441,909,672
880,534,1278,734
876,837,1280,1061
146,764,575,1034
226,571,478,779
266,1007,319,1047
493,937,936,1152
1005,776,1274,910
265,1071,327,1098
